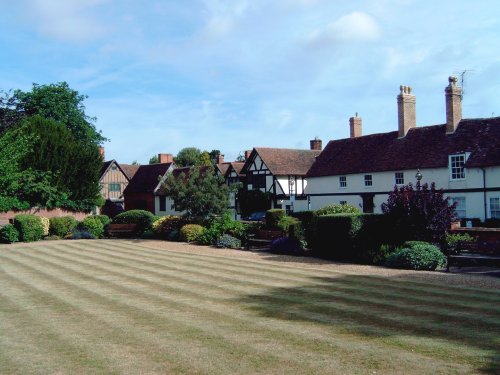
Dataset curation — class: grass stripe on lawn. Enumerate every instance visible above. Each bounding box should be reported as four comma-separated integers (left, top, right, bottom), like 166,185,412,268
0,240,498,374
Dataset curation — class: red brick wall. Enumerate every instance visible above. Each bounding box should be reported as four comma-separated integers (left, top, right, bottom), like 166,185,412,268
0,208,90,226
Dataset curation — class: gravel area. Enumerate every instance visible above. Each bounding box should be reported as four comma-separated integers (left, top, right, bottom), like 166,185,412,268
132,239,500,290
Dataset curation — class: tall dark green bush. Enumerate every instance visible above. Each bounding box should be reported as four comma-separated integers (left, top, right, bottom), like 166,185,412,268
266,209,285,230
312,213,392,263
0,224,19,243
49,216,78,237
291,211,318,248
13,214,44,242
112,210,156,235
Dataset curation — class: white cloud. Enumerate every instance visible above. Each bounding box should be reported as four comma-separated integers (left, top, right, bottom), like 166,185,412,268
22,0,109,42
308,11,381,46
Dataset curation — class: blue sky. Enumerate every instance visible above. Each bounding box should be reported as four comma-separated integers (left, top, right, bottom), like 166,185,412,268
1,0,499,163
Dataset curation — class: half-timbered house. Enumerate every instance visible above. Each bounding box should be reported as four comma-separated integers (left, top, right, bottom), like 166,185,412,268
241,144,321,212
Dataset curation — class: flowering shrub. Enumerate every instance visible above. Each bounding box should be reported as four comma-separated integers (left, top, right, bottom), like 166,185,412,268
316,203,360,216
40,217,50,236
179,224,206,242
152,216,186,239
216,234,241,249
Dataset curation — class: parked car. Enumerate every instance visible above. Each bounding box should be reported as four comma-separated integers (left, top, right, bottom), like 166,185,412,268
242,212,266,222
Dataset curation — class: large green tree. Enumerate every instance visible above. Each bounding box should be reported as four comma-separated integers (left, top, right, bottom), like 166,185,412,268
174,147,202,167
0,116,103,211
162,165,230,219
0,82,105,145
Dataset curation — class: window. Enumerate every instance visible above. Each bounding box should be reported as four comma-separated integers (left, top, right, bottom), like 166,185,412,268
108,183,121,193
395,172,404,185
364,175,373,187
159,196,166,211
449,154,466,180
491,198,500,219
339,176,347,188
111,165,117,171
340,200,347,205
250,174,266,189
450,197,466,219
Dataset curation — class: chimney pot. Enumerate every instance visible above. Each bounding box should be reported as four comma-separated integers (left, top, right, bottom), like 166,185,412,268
397,85,416,138
158,153,173,164
445,75,462,133
310,138,322,150
216,154,225,164
349,114,362,138
99,146,105,159
245,150,252,160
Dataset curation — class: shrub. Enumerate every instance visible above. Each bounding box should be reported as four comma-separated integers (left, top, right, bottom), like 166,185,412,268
316,203,360,216
112,210,155,235
265,209,285,230
179,224,206,242
444,233,474,255
152,216,186,239
277,215,300,233
216,234,241,249
381,182,457,244
366,244,399,265
79,216,104,238
13,214,44,242
270,236,304,255
71,229,95,240
197,213,246,245
40,217,50,236
49,216,78,237
291,211,318,248
94,214,111,227
386,241,446,271
312,213,392,263
0,224,19,243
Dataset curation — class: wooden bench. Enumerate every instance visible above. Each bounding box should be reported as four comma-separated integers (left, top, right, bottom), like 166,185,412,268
107,223,138,237
246,229,283,250
446,227,500,271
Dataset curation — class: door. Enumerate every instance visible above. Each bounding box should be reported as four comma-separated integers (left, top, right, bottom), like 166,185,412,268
361,194,374,213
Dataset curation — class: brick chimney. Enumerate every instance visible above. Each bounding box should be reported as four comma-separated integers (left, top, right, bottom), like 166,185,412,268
397,85,416,138
158,153,173,163
310,137,322,150
99,146,105,159
349,113,362,138
216,154,225,164
245,150,252,160
445,76,462,133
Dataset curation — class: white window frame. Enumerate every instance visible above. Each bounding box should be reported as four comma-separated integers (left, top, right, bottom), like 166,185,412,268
364,174,373,187
395,172,404,185
490,197,500,219
339,176,347,188
449,153,467,181
450,197,466,219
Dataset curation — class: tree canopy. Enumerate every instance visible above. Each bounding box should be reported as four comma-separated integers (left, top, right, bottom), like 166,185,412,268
0,115,103,212
161,165,230,219
0,82,105,145
148,155,159,164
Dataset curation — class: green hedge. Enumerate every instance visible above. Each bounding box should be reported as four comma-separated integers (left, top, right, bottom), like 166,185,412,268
49,216,78,237
311,213,392,263
13,214,44,242
0,224,19,243
112,210,155,235
291,211,318,247
266,209,285,230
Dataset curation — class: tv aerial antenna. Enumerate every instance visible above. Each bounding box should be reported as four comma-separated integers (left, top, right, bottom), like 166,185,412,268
454,69,475,99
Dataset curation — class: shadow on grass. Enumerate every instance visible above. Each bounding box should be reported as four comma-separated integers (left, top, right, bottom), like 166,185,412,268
238,274,500,374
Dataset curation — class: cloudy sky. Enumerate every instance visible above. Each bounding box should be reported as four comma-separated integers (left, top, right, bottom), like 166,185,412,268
1,0,498,163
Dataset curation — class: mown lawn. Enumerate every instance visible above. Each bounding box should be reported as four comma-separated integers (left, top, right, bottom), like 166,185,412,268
0,240,499,375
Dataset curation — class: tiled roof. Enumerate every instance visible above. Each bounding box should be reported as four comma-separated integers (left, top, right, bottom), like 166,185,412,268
227,162,245,177
307,117,500,177
216,163,230,175
120,164,140,180
100,160,113,178
124,163,173,194
243,148,321,176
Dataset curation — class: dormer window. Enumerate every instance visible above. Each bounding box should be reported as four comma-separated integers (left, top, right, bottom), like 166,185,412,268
449,154,467,180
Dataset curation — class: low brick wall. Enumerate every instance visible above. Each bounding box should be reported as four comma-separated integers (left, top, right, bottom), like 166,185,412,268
0,208,90,226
